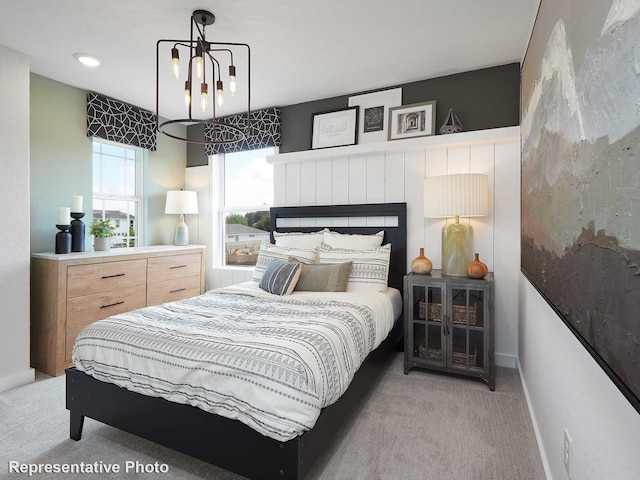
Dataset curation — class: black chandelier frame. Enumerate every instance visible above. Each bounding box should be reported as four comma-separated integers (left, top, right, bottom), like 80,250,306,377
155,10,251,145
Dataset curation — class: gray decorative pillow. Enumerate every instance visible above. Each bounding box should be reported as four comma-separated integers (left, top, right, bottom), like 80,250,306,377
259,260,302,295
294,261,353,292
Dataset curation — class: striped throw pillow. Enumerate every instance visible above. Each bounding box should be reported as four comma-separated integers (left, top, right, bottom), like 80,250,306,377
259,260,302,295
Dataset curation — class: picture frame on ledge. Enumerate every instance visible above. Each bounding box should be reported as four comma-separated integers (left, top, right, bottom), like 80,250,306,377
348,88,402,144
311,107,358,149
388,100,436,141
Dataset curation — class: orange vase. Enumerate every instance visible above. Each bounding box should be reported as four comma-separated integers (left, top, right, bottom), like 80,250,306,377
466,253,488,279
411,248,433,274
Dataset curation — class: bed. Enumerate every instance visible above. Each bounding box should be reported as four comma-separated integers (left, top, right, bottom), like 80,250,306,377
66,202,407,479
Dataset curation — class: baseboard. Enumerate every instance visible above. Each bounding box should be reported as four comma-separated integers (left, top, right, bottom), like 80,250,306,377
517,357,552,480
495,352,517,368
0,368,35,392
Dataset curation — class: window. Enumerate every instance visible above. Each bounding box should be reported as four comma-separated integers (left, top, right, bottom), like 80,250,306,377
220,147,274,266
92,138,143,248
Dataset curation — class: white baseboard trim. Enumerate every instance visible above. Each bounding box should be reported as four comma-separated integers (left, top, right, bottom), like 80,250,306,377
517,357,552,480
0,368,35,392
495,352,517,368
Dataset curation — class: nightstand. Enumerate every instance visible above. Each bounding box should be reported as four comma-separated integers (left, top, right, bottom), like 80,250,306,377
404,270,495,390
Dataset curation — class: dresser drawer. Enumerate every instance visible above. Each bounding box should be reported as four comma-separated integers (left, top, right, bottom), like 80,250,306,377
67,259,147,298
65,284,147,365
147,275,202,306
147,253,202,283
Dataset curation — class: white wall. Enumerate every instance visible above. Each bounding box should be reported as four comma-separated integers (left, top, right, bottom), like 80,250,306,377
270,127,521,367
0,45,33,390
519,275,640,480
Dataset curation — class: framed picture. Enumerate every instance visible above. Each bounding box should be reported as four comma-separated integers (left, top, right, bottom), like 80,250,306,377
388,101,436,141
311,107,358,149
348,88,402,143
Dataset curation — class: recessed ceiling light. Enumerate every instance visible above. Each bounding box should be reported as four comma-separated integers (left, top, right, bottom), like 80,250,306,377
73,52,101,67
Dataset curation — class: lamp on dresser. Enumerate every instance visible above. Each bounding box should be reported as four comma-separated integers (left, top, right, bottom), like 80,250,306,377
165,190,199,246
424,173,489,276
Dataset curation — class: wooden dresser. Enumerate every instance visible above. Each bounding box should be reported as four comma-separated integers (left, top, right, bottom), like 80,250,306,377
31,245,206,376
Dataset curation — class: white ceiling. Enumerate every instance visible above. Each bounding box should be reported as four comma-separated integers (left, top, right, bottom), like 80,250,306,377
0,0,539,120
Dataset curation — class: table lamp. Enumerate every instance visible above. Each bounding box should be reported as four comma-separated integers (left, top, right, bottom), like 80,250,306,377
165,190,199,246
424,173,489,276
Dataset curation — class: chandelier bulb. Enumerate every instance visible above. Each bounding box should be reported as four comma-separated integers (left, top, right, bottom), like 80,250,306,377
171,47,180,79
216,80,224,108
200,83,208,111
195,45,203,80
184,81,191,107
229,65,236,96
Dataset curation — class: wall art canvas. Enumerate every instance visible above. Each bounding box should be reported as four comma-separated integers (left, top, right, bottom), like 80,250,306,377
521,0,640,412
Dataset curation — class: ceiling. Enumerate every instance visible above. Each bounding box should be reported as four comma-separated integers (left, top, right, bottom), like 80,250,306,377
0,0,539,121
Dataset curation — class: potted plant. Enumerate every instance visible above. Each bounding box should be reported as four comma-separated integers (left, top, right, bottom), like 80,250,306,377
89,218,116,251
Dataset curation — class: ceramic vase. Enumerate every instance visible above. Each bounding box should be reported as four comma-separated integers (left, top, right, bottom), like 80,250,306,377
411,248,433,274
466,253,488,279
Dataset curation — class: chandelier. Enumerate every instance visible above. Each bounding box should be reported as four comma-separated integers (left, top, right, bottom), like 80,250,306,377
155,10,251,144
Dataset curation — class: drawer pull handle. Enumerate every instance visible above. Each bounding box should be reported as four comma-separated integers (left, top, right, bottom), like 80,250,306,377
169,288,186,294
169,265,187,269
101,301,125,309
101,273,125,279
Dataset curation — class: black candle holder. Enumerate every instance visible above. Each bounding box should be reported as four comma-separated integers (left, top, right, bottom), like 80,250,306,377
55,224,71,254
70,212,86,252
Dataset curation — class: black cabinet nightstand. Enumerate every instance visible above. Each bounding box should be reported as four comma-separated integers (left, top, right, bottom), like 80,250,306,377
404,270,495,390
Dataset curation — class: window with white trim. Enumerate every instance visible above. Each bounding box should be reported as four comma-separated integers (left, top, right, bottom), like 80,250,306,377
220,147,275,266
92,138,144,248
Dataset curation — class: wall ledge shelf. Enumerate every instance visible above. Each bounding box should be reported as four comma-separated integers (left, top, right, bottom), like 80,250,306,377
268,125,520,164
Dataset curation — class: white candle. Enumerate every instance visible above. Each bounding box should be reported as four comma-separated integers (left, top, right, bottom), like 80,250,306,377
71,195,83,213
58,207,70,225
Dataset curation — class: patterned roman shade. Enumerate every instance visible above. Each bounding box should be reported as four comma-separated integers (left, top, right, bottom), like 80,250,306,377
204,107,281,155
87,92,157,151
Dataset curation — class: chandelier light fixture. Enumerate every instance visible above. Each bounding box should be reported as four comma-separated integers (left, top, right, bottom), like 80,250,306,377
156,10,251,144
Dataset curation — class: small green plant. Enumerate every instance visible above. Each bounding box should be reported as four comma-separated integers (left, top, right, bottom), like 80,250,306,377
89,218,116,238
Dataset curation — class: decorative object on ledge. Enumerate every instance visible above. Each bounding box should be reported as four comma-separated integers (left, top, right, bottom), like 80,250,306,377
156,9,251,145
165,190,199,246
439,108,464,135
70,212,86,252
424,173,489,276
348,88,402,144
411,248,433,274
55,224,71,254
311,107,358,149
388,101,436,141
89,218,116,252
466,253,488,279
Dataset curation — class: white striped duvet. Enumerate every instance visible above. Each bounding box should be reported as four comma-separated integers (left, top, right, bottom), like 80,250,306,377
72,282,397,441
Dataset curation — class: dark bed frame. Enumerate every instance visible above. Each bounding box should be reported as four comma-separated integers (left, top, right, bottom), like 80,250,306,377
66,202,407,480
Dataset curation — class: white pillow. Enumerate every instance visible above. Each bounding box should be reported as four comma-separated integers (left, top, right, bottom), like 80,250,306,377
252,241,318,282
318,243,391,293
323,230,384,250
273,228,328,249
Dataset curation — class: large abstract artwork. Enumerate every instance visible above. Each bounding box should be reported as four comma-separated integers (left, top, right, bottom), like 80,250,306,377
521,0,640,412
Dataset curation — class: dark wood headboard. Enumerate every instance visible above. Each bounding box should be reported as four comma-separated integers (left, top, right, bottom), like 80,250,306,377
269,203,407,295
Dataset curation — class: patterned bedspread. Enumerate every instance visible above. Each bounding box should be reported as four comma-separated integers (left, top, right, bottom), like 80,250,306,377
72,282,397,441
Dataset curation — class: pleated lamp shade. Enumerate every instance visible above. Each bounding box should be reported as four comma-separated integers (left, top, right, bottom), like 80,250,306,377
424,173,489,218
424,173,489,276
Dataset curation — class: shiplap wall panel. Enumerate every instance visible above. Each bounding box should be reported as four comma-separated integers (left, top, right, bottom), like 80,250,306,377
331,158,349,205
366,153,386,203
315,158,333,205
300,161,317,206
273,163,286,206
384,152,405,202
267,130,520,366
348,155,367,204
284,161,301,206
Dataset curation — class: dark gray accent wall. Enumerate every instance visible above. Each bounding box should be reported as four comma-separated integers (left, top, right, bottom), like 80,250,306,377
280,63,520,153
187,62,520,162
